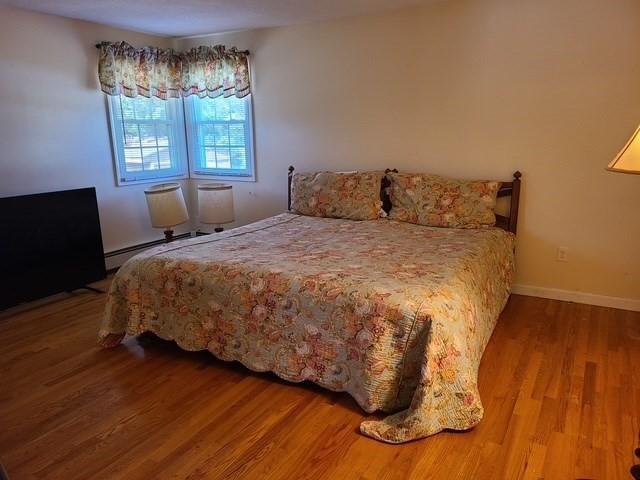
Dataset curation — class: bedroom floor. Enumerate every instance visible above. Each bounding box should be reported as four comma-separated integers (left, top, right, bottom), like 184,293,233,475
1,279,638,480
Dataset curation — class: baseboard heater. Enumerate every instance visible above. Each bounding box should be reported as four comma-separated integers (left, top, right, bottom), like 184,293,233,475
104,232,192,273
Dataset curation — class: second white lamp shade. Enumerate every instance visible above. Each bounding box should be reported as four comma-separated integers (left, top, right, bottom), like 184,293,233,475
197,183,234,225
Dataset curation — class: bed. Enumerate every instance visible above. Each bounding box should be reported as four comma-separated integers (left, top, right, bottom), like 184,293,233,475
99,169,521,444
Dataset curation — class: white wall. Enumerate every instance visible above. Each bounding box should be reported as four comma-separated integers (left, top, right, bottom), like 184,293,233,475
178,0,640,302
0,1,638,303
0,6,190,256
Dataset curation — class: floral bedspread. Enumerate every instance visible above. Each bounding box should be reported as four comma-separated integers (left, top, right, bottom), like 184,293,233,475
99,213,515,443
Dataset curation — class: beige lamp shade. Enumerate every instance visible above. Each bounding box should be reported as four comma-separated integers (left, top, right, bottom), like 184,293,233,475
608,126,640,174
197,183,234,225
144,183,189,228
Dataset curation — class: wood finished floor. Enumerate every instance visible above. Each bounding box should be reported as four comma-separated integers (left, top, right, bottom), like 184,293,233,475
1,279,639,479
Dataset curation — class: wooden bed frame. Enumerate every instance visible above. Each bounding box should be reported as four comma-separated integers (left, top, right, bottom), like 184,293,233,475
287,166,522,234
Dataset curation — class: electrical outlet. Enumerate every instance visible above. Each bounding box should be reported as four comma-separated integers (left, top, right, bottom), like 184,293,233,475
557,246,569,262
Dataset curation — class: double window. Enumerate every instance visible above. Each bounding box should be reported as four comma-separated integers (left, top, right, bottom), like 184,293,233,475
107,95,255,185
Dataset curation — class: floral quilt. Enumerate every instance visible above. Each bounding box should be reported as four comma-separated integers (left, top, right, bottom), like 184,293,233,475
99,213,515,443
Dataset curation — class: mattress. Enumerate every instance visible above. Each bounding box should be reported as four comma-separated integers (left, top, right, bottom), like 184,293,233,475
99,212,515,443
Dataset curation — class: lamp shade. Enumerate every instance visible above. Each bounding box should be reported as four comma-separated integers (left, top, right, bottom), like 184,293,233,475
197,183,234,225
144,183,189,228
608,126,640,174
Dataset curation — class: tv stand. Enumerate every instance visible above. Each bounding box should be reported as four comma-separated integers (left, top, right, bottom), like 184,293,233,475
67,286,106,294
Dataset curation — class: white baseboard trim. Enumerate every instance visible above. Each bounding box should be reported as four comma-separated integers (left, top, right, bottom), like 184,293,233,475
512,284,640,312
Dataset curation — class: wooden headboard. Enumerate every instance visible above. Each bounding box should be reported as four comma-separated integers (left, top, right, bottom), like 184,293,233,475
287,166,522,234
495,171,522,234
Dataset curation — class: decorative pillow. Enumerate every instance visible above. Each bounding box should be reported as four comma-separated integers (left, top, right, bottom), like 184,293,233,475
387,172,501,228
291,171,384,220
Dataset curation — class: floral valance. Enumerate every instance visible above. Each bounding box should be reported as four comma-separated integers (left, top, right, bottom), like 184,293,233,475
97,41,250,100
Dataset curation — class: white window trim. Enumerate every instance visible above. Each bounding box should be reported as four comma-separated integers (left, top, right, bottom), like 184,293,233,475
106,96,189,186
184,95,257,182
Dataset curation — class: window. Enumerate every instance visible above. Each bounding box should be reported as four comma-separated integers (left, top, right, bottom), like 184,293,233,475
107,94,256,185
185,95,255,181
108,95,188,185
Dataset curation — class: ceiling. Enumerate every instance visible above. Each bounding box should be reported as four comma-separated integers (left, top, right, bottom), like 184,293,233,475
1,0,438,37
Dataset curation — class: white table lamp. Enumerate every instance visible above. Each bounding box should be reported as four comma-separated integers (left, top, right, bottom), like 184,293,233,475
197,183,234,233
144,183,189,242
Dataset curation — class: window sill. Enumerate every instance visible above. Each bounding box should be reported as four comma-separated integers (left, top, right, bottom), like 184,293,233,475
116,173,189,187
189,172,256,182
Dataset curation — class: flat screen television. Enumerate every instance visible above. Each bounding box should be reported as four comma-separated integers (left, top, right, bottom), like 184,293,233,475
0,187,106,309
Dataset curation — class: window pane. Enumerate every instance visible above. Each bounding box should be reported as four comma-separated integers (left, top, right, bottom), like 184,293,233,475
158,147,172,169
133,98,152,120
214,124,230,146
199,124,216,145
203,147,216,168
123,124,140,147
150,101,168,121
215,148,231,168
139,124,157,148
123,148,143,172
229,98,246,121
215,100,231,121
230,147,247,170
229,124,245,146
142,147,159,170
120,97,136,120
197,99,216,121
156,124,170,147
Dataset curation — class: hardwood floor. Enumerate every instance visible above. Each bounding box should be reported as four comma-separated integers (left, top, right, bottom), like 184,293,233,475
1,280,639,479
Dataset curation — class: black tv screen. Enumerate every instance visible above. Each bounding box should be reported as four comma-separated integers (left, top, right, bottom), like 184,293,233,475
0,187,106,309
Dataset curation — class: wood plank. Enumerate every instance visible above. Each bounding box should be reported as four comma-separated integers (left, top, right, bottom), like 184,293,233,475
0,279,639,479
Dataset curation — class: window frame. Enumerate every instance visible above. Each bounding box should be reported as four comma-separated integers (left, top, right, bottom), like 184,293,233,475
107,95,189,186
184,94,256,182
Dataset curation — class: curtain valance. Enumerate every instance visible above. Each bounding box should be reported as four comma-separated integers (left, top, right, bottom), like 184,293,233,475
97,41,251,100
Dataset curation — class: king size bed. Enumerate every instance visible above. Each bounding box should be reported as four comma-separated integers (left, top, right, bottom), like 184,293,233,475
99,168,521,444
